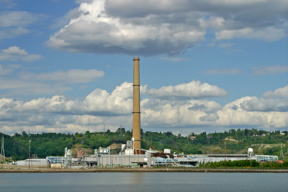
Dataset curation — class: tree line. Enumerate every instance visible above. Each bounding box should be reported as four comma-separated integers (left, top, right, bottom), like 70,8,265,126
1,128,287,160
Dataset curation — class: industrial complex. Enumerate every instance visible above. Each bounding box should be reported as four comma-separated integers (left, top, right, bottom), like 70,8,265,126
9,57,280,169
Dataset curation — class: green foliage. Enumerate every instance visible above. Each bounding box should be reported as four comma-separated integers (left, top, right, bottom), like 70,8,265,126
200,160,288,168
200,160,260,168
1,128,287,161
261,161,288,168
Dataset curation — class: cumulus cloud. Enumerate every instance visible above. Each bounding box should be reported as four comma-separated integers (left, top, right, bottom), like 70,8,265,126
252,65,288,75
141,99,218,127
0,82,145,116
263,85,288,98
47,0,288,55
240,98,288,112
0,46,42,62
216,97,272,127
148,80,228,100
239,85,288,112
204,68,244,75
200,113,219,121
1,82,288,134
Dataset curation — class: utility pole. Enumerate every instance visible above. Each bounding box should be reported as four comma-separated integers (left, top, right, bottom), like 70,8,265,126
29,127,31,169
29,140,31,169
1,134,4,168
224,142,226,168
280,143,284,159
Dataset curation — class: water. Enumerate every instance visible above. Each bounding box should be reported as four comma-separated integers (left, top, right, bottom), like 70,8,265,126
1,173,287,192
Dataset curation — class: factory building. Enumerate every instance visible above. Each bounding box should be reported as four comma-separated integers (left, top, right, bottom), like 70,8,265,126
16,159,47,166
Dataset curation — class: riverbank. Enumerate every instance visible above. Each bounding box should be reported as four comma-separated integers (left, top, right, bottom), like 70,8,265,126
1,168,288,173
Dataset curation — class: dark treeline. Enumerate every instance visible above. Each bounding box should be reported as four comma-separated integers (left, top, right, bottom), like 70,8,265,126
199,160,288,169
1,128,287,160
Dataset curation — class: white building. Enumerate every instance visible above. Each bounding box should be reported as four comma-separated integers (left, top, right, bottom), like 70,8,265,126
16,159,47,166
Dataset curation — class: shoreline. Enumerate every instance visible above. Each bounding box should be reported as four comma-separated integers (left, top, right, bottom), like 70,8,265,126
1,168,288,173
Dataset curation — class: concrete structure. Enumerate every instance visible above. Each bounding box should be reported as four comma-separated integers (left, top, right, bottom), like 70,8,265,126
98,155,146,167
16,159,47,166
133,57,141,154
254,155,278,162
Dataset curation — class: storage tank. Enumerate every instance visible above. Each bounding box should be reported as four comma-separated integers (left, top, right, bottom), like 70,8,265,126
248,148,254,158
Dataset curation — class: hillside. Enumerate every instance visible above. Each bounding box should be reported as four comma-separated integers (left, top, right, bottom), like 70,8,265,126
1,128,287,160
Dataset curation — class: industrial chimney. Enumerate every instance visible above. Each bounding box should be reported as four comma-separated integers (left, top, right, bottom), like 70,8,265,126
133,57,141,154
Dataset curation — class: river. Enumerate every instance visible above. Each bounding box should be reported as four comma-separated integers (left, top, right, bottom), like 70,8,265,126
1,173,287,192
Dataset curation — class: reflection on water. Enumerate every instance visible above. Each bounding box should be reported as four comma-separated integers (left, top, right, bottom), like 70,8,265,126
1,173,288,192
131,172,145,184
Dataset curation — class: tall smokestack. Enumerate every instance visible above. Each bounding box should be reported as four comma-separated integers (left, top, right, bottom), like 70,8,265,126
133,57,141,154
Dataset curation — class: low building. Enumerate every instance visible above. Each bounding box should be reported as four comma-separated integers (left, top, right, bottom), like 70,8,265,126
16,159,47,166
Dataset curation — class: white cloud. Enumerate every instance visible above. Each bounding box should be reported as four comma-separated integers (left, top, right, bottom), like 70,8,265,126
83,82,147,115
0,11,38,28
238,85,288,112
263,85,288,99
0,64,20,75
0,77,72,95
0,68,105,96
148,80,228,100
47,0,205,55
47,0,288,55
72,115,103,125
240,98,288,112
1,82,288,134
0,46,42,62
216,27,286,42
216,97,271,127
0,27,30,39
252,65,288,75
20,69,104,84
200,113,219,121
0,11,39,39
204,68,244,75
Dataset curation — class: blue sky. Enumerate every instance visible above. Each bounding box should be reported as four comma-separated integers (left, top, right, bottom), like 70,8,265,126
0,0,287,135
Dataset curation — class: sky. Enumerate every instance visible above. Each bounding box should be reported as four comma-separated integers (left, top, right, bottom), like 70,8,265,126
0,0,287,135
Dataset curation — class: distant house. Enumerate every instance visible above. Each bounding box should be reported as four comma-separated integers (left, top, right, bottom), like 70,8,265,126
280,133,285,136
206,136,212,139
262,134,266,136
190,136,197,140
